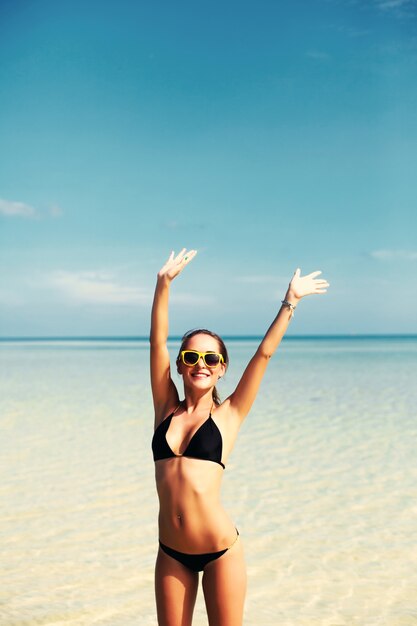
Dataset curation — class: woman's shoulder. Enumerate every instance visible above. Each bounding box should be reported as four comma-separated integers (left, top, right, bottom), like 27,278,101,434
211,397,240,432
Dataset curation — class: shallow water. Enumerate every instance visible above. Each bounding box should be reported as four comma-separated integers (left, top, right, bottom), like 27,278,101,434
1,337,416,625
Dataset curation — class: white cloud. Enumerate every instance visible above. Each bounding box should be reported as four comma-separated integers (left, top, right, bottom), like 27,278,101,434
370,249,417,261
0,198,64,219
306,50,331,61
49,204,64,218
339,0,414,15
161,219,179,230
373,0,415,14
45,271,217,308
0,198,37,218
375,0,409,8
48,271,151,305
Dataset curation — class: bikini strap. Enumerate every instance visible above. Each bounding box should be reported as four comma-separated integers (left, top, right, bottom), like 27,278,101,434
172,401,182,416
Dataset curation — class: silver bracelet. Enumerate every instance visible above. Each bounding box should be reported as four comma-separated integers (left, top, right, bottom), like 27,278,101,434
281,300,296,318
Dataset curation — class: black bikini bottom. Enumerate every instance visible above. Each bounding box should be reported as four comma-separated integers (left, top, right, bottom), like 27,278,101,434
159,530,239,573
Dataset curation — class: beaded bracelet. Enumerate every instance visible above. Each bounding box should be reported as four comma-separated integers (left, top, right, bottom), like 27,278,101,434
281,300,297,318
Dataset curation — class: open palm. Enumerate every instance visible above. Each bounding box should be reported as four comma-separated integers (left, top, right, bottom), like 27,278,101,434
289,268,329,299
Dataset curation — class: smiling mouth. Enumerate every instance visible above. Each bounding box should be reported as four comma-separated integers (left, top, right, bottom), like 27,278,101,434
191,372,209,378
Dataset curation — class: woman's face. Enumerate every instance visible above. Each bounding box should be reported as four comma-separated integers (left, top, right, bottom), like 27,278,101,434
178,333,226,391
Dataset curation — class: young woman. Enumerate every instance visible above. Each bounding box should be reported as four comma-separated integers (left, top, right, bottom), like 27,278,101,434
150,248,329,626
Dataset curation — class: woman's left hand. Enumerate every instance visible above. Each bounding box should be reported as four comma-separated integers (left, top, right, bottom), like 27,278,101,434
287,268,329,301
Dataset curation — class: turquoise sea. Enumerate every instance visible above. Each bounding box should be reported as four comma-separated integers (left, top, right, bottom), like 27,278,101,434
1,336,416,625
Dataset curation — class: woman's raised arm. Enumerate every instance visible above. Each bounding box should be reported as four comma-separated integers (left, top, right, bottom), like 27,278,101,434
150,248,197,423
227,268,329,422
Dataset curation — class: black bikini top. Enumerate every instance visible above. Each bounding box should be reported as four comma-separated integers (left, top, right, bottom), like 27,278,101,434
152,406,225,469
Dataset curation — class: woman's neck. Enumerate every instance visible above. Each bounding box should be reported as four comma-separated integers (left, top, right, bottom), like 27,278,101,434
182,389,214,414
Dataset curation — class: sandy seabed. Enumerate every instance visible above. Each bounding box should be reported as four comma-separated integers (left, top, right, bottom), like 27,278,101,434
1,338,417,625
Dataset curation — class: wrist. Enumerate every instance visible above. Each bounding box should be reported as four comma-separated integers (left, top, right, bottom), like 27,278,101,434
156,273,171,287
284,288,301,305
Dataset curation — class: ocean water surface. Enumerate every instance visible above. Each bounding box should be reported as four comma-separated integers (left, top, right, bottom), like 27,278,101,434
1,336,416,625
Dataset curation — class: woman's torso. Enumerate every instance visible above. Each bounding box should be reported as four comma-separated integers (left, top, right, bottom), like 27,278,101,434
152,403,239,553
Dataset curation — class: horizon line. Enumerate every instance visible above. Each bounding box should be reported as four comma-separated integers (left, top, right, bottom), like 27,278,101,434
1,333,417,342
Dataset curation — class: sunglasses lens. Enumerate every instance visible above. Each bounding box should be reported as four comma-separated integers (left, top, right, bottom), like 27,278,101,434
204,353,221,367
183,351,199,365
182,351,222,367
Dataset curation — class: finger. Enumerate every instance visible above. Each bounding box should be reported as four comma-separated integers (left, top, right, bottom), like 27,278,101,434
315,289,328,293
183,249,197,263
293,268,301,277
307,270,322,278
180,249,197,263
174,248,187,263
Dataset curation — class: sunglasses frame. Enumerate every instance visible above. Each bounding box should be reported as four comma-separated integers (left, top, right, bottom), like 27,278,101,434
180,350,224,368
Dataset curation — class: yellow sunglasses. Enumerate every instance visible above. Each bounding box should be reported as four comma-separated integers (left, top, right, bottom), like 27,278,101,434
180,350,224,368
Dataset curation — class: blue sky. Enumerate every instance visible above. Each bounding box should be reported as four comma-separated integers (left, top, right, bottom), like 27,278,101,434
1,0,416,336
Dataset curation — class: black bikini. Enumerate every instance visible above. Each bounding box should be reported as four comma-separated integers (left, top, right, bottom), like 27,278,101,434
158,530,239,573
152,408,225,469
152,405,239,571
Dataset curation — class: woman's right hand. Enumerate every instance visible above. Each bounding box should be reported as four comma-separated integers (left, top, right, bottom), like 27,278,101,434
157,248,197,283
